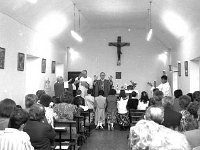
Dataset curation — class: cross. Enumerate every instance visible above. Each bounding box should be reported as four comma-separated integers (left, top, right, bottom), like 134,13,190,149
109,36,130,66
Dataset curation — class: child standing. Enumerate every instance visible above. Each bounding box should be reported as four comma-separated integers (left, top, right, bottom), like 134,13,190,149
94,90,107,129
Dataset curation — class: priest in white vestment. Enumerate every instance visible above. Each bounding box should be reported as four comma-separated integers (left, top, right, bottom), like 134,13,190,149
74,70,93,98
157,75,172,96
150,75,171,97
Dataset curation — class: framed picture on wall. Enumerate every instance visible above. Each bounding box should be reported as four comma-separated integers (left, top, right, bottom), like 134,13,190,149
184,61,188,76
116,72,121,79
51,61,56,74
17,53,25,71
178,62,181,76
41,58,46,73
169,65,172,72
0,47,5,69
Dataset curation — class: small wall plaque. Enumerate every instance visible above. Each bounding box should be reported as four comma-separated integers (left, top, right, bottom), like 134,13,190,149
116,72,121,79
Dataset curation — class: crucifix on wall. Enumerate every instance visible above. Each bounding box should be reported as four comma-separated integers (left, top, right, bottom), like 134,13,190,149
108,36,130,66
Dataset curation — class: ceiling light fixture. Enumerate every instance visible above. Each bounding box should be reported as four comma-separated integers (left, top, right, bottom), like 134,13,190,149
162,11,189,38
70,4,83,42
147,1,153,41
36,12,67,38
27,0,38,4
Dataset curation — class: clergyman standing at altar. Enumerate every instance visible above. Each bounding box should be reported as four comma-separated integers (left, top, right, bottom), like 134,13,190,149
93,72,113,97
54,76,64,99
74,70,93,98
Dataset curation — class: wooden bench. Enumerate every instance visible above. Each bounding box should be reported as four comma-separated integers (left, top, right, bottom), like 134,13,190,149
129,109,145,126
80,109,93,137
54,119,80,150
54,127,69,150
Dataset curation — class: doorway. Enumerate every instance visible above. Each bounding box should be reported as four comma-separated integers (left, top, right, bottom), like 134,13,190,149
68,71,81,83
172,66,178,94
190,58,200,92
25,55,40,94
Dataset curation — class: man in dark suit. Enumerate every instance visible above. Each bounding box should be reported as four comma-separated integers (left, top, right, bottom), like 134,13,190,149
93,72,113,97
161,96,182,129
54,76,64,98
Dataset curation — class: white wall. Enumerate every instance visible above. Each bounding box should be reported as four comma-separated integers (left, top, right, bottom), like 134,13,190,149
189,60,200,93
56,63,64,78
0,13,67,107
171,28,200,94
67,28,170,95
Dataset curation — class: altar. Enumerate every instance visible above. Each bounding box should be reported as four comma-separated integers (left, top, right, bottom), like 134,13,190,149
115,81,138,95
116,89,139,95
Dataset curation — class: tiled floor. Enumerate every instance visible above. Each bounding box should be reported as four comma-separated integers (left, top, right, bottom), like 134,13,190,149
80,129,130,150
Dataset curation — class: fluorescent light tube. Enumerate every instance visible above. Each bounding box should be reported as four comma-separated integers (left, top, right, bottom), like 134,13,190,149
71,30,83,42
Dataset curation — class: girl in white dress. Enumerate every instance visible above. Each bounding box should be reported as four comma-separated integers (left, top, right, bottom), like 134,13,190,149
137,91,149,110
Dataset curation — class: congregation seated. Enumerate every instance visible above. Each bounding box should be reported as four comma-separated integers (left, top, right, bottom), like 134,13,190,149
106,89,117,131
94,90,107,129
192,91,200,126
192,91,200,102
173,89,183,112
1,90,199,150
184,101,200,149
161,96,182,130
36,90,46,102
149,90,163,106
187,101,199,127
187,93,194,102
25,94,38,112
152,90,164,106
126,91,138,110
117,90,130,130
0,108,34,150
129,120,191,150
53,97,82,135
23,104,56,150
64,91,74,102
137,91,149,110
40,94,58,127
179,95,198,131
0,98,16,130
53,97,80,121
144,105,164,124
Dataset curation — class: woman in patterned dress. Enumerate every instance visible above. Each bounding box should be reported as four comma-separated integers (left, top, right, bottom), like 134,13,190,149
106,89,117,130
117,90,130,130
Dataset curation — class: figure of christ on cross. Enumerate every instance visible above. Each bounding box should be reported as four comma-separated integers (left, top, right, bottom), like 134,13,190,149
109,36,130,66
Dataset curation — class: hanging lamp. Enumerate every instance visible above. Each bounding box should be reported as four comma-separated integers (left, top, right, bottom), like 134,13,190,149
147,1,153,41
71,3,83,42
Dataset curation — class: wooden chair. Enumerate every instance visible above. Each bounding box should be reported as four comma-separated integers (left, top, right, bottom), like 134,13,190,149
80,109,93,137
74,115,86,145
54,127,69,150
129,109,145,126
54,119,80,150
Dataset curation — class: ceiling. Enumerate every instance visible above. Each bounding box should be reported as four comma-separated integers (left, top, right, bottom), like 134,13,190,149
0,0,200,49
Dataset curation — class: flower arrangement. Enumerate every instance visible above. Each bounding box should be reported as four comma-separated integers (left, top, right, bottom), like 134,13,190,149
128,80,137,90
